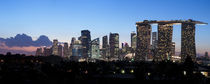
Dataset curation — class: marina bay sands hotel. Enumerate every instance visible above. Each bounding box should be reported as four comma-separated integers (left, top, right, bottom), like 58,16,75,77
135,19,207,62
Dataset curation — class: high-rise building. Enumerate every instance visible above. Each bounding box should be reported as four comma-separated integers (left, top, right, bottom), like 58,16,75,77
69,37,76,57
131,32,137,50
58,44,63,56
135,21,151,61
109,33,119,60
72,40,83,60
171,42,175,56
36,48,42,56
81,30,91,59
205,52,209,59
157,24,173,61
43,47,51,56
90,38,100,59
181,20,196,62
63,42,69,58
102,35,108,58
52,39,59,55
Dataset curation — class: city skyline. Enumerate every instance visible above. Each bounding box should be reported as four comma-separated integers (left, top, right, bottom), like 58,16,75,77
0,0,210,55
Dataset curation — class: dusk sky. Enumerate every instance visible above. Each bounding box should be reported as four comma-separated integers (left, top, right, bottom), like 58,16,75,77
0,0,210,55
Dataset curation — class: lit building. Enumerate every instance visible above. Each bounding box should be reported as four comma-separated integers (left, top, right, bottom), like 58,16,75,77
109,33,119,60
69,37,76,57
157,23,173,61
181,20,196,62
102,35,108,58
81,30,91,59
58,44,63,56
90,38,100,59
35,48,42,56
71,40,83,60
135,20,151,61
63,42,69,58
52,39,58,55
131,32,137,50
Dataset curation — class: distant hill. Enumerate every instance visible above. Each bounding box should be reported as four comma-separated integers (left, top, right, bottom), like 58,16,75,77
0,34,52,47
0,34,52,55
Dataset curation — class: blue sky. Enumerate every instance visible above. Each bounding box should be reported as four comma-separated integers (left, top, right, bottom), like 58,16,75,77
0,0,210,55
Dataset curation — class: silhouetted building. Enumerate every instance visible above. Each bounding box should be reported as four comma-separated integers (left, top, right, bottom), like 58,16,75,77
157,24,173,61
131,32,137,50
35,48,42,56
58,44,63,56
109,33,119,60
63,42,69,58
52,39,59,55
205,52,209,59
135,20,151,61
81,30,91,59
43,47,51,56
90,38,100,59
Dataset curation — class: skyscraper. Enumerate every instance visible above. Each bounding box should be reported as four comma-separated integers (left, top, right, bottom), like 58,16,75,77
35,48,42,56
90,38,100,59
157,24,173,61
131,32,137,50
43,47,51,56
69,37,76,57
181,20,196,62
58,44,63,56
71,40,83,61
63,42,69,58
102,35,108,58
109,33,119,60
135,21,151,61
81,30,91,59
52,39,59,55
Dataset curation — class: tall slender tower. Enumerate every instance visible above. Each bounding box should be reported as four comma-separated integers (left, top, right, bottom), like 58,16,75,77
135,20,151,61
81,30,91,59
63,42,69,58
109,33,119,60
131,32,137,50
52,39,59,55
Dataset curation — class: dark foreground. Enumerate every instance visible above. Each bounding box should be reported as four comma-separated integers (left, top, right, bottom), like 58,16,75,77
0,54,210,84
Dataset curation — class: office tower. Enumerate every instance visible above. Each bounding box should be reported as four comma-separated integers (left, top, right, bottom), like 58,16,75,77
171,42,175,56
157,24,173,61
35,48,42,56
52,39,58,55
90,38,100,59
102,36,108,49
135,21,151,61
181,20,196,62
109,33,119,59
152,32,158,49
43,47,51,56
205,52,209,59
81,30,91,58
102,35,108,58
69,37,76,57
131,32,137,50
63,42,69,58
72,40,82,57
58,44,63,56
